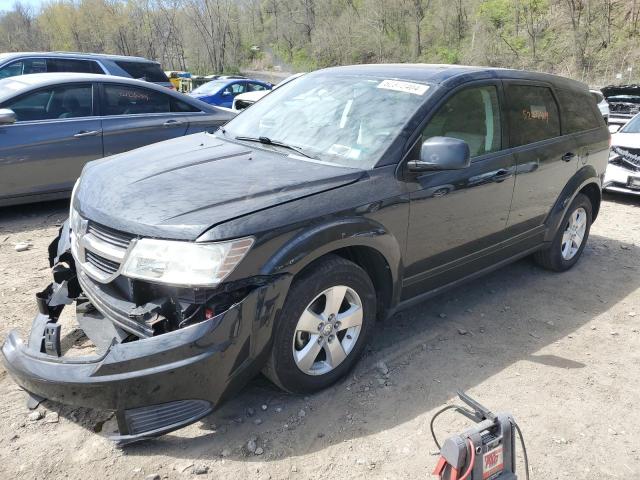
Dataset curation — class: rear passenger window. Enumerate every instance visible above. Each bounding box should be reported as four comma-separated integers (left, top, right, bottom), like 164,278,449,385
47,59,103,74
557,90,602,133
103,84,170,115
422,85,502,158
507,85,560,146
248,82,268,92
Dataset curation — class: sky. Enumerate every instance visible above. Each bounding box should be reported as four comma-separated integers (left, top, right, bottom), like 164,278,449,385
0,0,45,12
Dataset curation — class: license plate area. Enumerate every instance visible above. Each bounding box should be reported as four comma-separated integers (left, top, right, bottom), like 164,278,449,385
628,176,640,189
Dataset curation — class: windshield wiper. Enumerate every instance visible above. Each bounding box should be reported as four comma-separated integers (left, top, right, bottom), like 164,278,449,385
235,136,315,159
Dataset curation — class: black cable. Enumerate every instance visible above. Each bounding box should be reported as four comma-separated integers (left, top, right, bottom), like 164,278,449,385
430,405,459,449
429,404,475,450
512,420,530,480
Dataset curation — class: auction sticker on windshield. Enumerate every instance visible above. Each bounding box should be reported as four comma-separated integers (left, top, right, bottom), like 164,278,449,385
377,79,429,95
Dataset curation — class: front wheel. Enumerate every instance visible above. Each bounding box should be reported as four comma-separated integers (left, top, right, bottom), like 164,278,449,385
534,193,592,271
263,255,376,393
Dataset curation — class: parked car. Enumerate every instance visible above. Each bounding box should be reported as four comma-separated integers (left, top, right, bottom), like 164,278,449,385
205,74,247,80
2,64,609,444
189,78,272,107
601,84,640,129
605,112,640,195
232,72,305,111
0,73,235,206
0,52,173,88
590,89,609,122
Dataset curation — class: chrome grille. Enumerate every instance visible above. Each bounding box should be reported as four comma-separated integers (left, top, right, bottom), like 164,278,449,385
85,250,120,275
87,222,134,249
612,146,640,171
71,215,134,283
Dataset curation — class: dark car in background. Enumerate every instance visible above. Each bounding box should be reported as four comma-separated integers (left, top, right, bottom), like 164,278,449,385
2,64,608,444
189,78,272,108
0,73,235,206
0,52,173,88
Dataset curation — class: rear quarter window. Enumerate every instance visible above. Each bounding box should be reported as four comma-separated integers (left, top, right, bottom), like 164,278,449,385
506,85,560,147
171,98,200,112
557,89,603,133
115,61,169,83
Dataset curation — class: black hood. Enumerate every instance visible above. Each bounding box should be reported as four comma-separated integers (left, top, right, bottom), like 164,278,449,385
601,84,640,98
75,133,364,240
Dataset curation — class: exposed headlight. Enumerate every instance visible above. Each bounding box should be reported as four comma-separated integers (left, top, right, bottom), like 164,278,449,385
121,237,254,287
69,180,81,233
69,205,81,235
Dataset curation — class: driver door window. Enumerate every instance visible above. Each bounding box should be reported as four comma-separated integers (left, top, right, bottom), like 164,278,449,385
422,86,502,158
4,84,93,122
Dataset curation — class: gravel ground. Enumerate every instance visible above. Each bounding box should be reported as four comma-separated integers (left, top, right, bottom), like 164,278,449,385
0,194,638,479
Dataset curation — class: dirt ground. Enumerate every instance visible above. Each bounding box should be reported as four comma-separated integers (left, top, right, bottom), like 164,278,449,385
0,194,638,480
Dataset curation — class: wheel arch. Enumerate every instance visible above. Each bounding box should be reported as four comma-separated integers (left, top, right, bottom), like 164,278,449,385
579,182,601,221
260,217,403,318
544,165,601,242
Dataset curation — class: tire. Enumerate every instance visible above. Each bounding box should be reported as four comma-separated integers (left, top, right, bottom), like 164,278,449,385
534,193,592,272
263,255,376,393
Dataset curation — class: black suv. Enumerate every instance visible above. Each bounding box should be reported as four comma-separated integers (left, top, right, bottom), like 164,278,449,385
2,64,609,443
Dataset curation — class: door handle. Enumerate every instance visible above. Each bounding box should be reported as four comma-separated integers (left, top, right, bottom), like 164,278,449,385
74,130,100,138
163,119,183,127
491,169,512,182
562,152,576,162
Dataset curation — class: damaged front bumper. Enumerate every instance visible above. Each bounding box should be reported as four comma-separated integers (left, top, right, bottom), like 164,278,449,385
1,225,290,445
603,162,640,195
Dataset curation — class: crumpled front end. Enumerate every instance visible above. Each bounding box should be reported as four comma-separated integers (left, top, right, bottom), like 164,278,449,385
604,146,640,195
1,221,290,445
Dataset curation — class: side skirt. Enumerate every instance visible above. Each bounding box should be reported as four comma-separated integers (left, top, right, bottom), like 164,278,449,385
388,243,546,317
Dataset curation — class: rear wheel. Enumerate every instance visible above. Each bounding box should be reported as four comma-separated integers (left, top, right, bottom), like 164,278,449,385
534,193,592,271
263,255,376,393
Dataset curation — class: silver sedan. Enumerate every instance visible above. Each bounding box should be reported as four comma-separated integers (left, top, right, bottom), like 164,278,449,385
0,73,235,206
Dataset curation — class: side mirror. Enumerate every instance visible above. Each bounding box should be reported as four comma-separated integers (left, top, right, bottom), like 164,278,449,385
0,108,16,125
408,136,471,172
609,124,621,134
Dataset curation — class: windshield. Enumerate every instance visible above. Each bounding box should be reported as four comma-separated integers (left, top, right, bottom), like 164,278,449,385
192,80,228,95
621,114,640,133
221,73,431,168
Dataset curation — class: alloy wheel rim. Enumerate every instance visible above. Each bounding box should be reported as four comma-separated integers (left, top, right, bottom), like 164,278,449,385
292,285,363,376
561,207,587,260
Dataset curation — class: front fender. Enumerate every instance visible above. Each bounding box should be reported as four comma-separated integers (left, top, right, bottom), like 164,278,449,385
544,165,601,242
260,217,403,305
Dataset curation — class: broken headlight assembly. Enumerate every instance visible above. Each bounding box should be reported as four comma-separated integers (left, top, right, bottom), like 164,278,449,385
121,237,254,287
